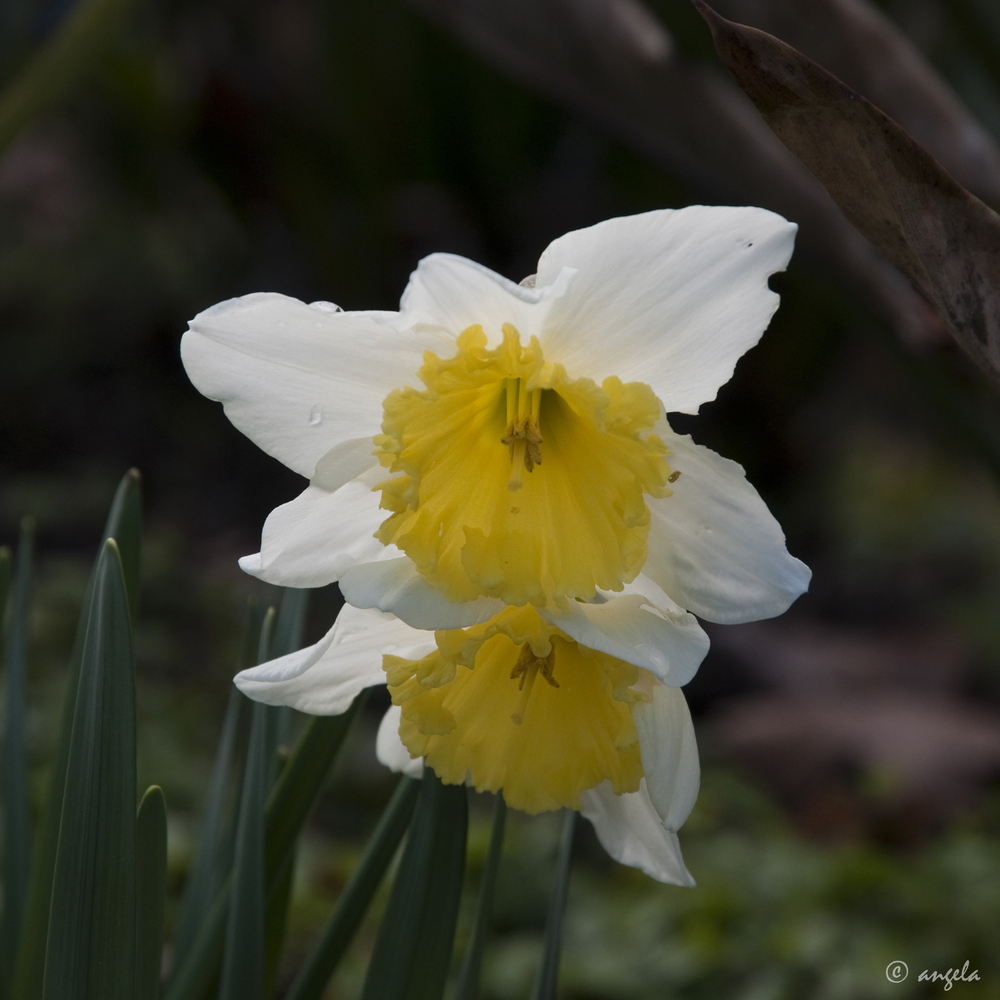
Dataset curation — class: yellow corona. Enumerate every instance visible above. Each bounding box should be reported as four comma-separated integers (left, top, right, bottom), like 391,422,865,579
385,605,649,814
374,325,672,607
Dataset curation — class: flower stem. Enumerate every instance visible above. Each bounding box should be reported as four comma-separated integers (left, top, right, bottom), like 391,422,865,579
455,793,508,1000
531,809,576,1000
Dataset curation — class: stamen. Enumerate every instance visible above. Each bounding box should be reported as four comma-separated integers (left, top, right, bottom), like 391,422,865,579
509,643,558,724
510,667,537,725
501,381,544,488
530,387,541,423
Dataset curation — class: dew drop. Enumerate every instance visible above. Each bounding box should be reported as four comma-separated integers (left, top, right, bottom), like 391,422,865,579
308,405,323,426
309,300,343,313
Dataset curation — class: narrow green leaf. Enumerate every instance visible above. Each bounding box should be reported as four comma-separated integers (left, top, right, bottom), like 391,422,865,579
258,589,311,989
42,538,137,1000
171,688,246,970
171,599,262,975
102,468,142,624
265,587,311,767
135,787,168,1000
455,794,507,1000
218,701,267,1000
272,588,309,659
161,890,228,1000
263,696,367,876
1,521,35,989
255,607,285,793
530,810,576,1000
285,777,420,1000
257,606,276,665
13,470,143,1000
263,849,295,996
0,544,10,998
0,547,11,612
360,769,468,1000
163,697,368,1000
0,544,12,1000
0,0,140,154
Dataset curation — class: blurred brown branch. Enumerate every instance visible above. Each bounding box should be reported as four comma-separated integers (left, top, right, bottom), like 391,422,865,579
407,0,1000,356
708,0,1000,206
698,1,1000,387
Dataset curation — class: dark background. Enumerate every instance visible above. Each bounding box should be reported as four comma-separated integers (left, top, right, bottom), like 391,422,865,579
2,0,1000,995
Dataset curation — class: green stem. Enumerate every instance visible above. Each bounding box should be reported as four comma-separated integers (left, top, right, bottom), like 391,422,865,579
284,777,420,1000
531,810,576,1000
455,794,507,1000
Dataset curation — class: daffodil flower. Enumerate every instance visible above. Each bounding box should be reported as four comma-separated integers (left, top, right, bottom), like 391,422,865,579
181,206,811,639
234,580,704,886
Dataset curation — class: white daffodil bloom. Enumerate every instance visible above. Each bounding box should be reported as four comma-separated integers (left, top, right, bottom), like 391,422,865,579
182,206,811,645
235,596,702,887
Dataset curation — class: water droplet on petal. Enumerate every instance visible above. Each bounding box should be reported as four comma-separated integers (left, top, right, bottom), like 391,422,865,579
309,405,323,426
309,300,343,313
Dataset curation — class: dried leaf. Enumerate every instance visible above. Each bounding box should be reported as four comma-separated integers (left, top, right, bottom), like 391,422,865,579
696,0,1000,385
409,0,939,345
709,0,1000,206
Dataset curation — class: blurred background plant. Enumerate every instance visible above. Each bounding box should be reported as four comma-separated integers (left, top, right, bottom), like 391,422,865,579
2,0,1000,996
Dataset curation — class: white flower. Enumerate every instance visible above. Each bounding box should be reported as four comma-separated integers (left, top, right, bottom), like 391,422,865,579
185,205,814,887
181,206,811,655
234,591,703,887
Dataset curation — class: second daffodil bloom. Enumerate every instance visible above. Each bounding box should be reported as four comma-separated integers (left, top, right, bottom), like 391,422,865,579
234,588,704,886
181,206,811,635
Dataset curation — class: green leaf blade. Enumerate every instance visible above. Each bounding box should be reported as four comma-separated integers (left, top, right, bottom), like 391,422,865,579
455,794,507,1000
13,472,142,1000
530,810,576,1000
42,538,137,1000
285,776,420,1000
1,521,35,987
361,769,468,1000
217,700,268,1000
263,697,367,876
135,786,168,1000
164,697,368,1000
272,588,309,659
102,468,142,624
171,688,247,971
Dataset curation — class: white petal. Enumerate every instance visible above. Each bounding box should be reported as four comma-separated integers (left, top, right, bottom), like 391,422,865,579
632,683,700,830
644,425,811,623
542,577,709,686
376,706,425,778
234,605,433,714
339,556,506,630
311,438,380,494
399,252,575,349
534,207,796,412
241,465,391,588
579,779,695,887
182,292,447,479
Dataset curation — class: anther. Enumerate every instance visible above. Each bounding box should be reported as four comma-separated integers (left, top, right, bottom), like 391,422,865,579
509,644,558,724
